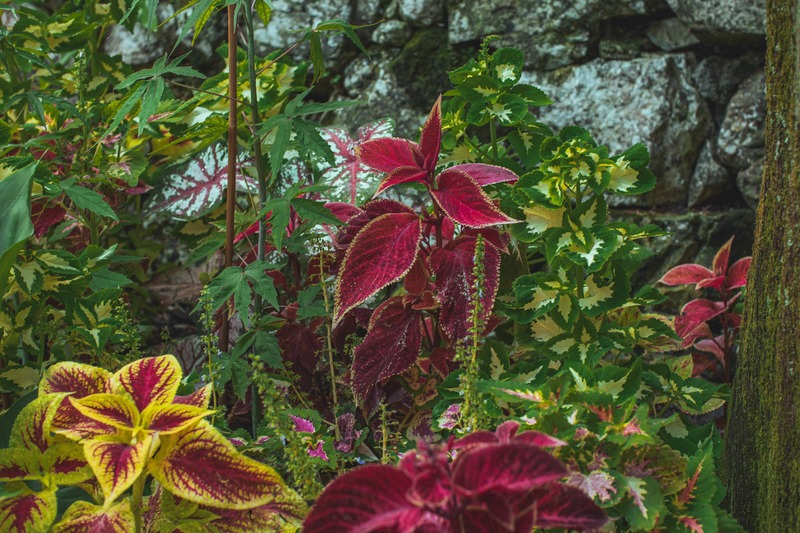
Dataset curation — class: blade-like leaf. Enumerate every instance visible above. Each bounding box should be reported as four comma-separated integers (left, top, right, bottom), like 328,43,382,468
112,355,182,412
351,298,424,401
712,237,733,276
418,96,442,165
449,163,519,186
141,403,214,434
374,166,429,196
432,169,517,228
70,394,138,431
333,212,422,324
725,256,751,289
148,420,286,509
357,137,421,174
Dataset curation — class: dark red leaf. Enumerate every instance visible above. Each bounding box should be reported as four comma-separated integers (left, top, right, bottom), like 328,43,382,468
351,298,424,401
419,96,442,168
277,323,322,390
712,237,733,276
532,484,608,531
31,200,66,238
324,202,363,224
431,169,517,228
452,442,567,496
696,275,727,291
431,235,501,342
659,264,714,287
357,137,422,173
449,163,519,186
695,335,726,364
374,166,429,196
404,255,430,296
334,212,423,324
725,256,751,289
302,465,421,533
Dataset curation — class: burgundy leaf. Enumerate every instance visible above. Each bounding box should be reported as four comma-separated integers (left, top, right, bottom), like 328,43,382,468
302,465,421,533
317,119,394,204
334,212,423,324
145,144,256,219
276,322,322,390
726,256,751,289
404,255,430,296
431,169,517,228
449,163,519,186
452,442,567,496
431,235,501,342
418,96,442,168
352,298,424,401
532,484,608,531
674,296,738,338
325,202,363,223
335,199,415,249
659,264,714,287
374,166,429,196
712,237,733,276
695,275,727,291
695,335,726,363
31,200,66,238
357,137,422,173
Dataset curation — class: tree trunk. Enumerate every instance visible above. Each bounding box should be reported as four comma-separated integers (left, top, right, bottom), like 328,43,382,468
725,0,800,530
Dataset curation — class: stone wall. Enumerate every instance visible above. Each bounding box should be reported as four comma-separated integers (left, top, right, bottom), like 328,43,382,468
107,0,766,281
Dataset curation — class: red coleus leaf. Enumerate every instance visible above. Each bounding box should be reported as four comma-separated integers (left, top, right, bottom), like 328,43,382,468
148,420,285,509
658,264,714,287
431,233,501,342
145,144,256,219
452,442,567,496
333,212,422,324
351,297,424,402
30,200,66,239
726,256,751,289
674,296,738,338
454,421,566,450
695,335,726,364
302,465,421,533
334,199,414,249
357,137,421,174
712,237,733,276
449,163,519,186
84,434,153,503
419,95,442,169
173,383,212,409
0,485,56,533
317,119,394,204
39,362,112,397
532,483,609,530
431,169,517,227
112,355,182,412
324,202,363,224
375,166,429,196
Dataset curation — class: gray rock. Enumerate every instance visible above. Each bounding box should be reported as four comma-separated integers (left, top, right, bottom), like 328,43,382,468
737,158,763,210
665,0,766,45
448,0,668,70
692,54,763,123
688,140,732,207
522,53,712,206
252,0,353,62
646,17,699,51
105,23,165,66
397,0,445,26
354,0,390,25
598,38,647,60
372,19,412,47
717,71,766,171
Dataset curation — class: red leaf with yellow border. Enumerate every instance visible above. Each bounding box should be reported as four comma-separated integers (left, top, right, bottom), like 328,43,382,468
52,500,134,533
0,484,56,533
84,434,154,503
70,394,138,431
148,420,285,509
141,403,214,434
431,170,517,228
112,355,181,411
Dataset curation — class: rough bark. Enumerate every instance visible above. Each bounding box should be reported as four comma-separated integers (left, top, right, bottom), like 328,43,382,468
725,0,800,530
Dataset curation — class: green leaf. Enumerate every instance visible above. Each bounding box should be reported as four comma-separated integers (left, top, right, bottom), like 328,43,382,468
293,120,335,165
262,197,291,251
137,77,165,136
103,83,146,138
290,198,342,227
244,260,279,310
61,179,119,221
88,267,133,291
269,119,292,179
309,31,324,83
254,0,272,27
0,163,35,297
296,285,327,320
314,19,368,56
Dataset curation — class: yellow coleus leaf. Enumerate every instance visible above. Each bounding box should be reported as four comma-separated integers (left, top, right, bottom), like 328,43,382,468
608,157,639,192
522,204,565,237
579,274,616,313
41,442,92,486
0,483,57,533
84,433,155,504
140,403,214,435
112,354,182,412
70,394,139,431
52,500,134,533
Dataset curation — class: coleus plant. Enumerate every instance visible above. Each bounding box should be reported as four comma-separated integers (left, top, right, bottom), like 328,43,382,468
302,421,607,532
329,95,520,404
0,355,305,532
659,236,751,381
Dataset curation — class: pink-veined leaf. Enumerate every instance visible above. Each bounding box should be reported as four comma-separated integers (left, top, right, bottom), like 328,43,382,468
374,166,428,196
449,163,519,186
333,212,422,324
532,483,609,530
148,420,286,509
290,415,315,433
302,465,422,533
10,394,66,454
70,394,138,431
39,362,112,397
712,237,733,276
452,442,566,495
316,119,395,204
145,144,256,219
356,137,422,174
84,434,154,503
0,484,56,533
726,256,751,289
52,500,134,533
112,355,182,412
419,96,442,168
658,264,714,287
141,403,213,434
431,169,517,227
351,298,424,402
431,234,501,341
173,383,212,409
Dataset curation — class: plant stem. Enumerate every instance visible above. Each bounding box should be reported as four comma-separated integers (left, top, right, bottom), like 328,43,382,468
220,4,238,353
489,118,498,163
131,474,145,533
318,255,341,440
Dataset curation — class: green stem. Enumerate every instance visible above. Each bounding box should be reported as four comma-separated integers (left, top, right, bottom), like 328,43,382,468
131,474,146,533
489,118,498,163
